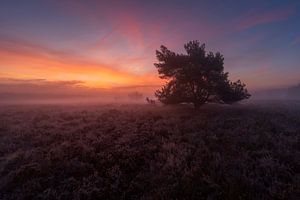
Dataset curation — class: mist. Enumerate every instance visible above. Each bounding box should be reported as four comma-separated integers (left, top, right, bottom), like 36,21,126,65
0,79,155,105
251,84,300,101
1,78,300,106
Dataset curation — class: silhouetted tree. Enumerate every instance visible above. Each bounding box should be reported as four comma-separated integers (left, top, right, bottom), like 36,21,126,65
154,40,250,108
146,97,156,105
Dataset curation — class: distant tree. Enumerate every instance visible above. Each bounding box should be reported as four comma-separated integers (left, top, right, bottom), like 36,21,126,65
128,91,143,101
154,40,250,108
146,97,156,105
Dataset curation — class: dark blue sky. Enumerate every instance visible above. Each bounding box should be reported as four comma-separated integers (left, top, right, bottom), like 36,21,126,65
0,0,299,90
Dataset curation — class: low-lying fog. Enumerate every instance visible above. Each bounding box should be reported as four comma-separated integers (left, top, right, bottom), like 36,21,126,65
0,79,299,105
0,79,155,105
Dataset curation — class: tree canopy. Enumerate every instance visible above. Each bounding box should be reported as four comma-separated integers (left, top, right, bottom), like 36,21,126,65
154,40,250,108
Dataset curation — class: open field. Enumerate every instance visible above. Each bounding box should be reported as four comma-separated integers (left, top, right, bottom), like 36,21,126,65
0,102,299,200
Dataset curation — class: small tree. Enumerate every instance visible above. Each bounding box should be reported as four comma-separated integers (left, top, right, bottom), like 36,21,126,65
154,40,250,108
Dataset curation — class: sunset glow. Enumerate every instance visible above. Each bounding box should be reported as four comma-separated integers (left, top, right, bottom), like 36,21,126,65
0,0,299,93
0,47,161,89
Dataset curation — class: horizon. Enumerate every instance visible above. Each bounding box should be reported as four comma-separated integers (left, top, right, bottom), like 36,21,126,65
1,0,300,96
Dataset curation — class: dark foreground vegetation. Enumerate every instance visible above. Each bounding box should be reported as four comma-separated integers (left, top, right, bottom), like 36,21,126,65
0,102,299,200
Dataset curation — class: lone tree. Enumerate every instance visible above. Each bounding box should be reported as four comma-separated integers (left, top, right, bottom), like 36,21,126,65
154,40,250,108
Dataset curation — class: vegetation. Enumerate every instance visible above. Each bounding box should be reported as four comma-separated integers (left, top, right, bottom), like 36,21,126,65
155,41,250,108
0,102,299,200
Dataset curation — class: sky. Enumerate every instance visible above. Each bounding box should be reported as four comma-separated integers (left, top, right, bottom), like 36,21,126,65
0,0,300,95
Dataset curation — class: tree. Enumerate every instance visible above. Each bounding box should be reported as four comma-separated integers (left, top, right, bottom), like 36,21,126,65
154,40,250,108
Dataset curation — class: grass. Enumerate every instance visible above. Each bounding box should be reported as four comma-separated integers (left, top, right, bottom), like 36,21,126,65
0,102,299,200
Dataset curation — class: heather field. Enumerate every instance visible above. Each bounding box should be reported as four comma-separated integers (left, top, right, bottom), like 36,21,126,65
0,102,299,200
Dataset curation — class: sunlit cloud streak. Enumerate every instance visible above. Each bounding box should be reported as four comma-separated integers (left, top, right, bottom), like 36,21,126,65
235,6,295,31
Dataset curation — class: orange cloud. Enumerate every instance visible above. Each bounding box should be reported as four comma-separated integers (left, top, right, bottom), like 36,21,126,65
0,37,162,89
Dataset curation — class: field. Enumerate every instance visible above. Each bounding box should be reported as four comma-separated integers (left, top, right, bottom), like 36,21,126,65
0,102,299,200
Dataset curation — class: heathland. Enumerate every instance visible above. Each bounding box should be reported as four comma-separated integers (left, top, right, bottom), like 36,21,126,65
0,101,299,199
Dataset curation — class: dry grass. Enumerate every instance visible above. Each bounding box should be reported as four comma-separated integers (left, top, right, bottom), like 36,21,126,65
0,102,299,200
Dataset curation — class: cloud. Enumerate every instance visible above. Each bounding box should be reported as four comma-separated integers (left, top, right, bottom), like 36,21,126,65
0,78,158,93
0,35,162,88
0,78,89,100
236,7,294,31
0,77,159,104
0,34,82,62
1,1,298,92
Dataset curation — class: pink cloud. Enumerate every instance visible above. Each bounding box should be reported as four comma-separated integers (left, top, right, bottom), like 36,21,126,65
236,7,294,31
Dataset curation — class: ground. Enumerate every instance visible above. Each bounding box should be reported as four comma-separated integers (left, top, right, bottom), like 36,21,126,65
0,102,299,200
